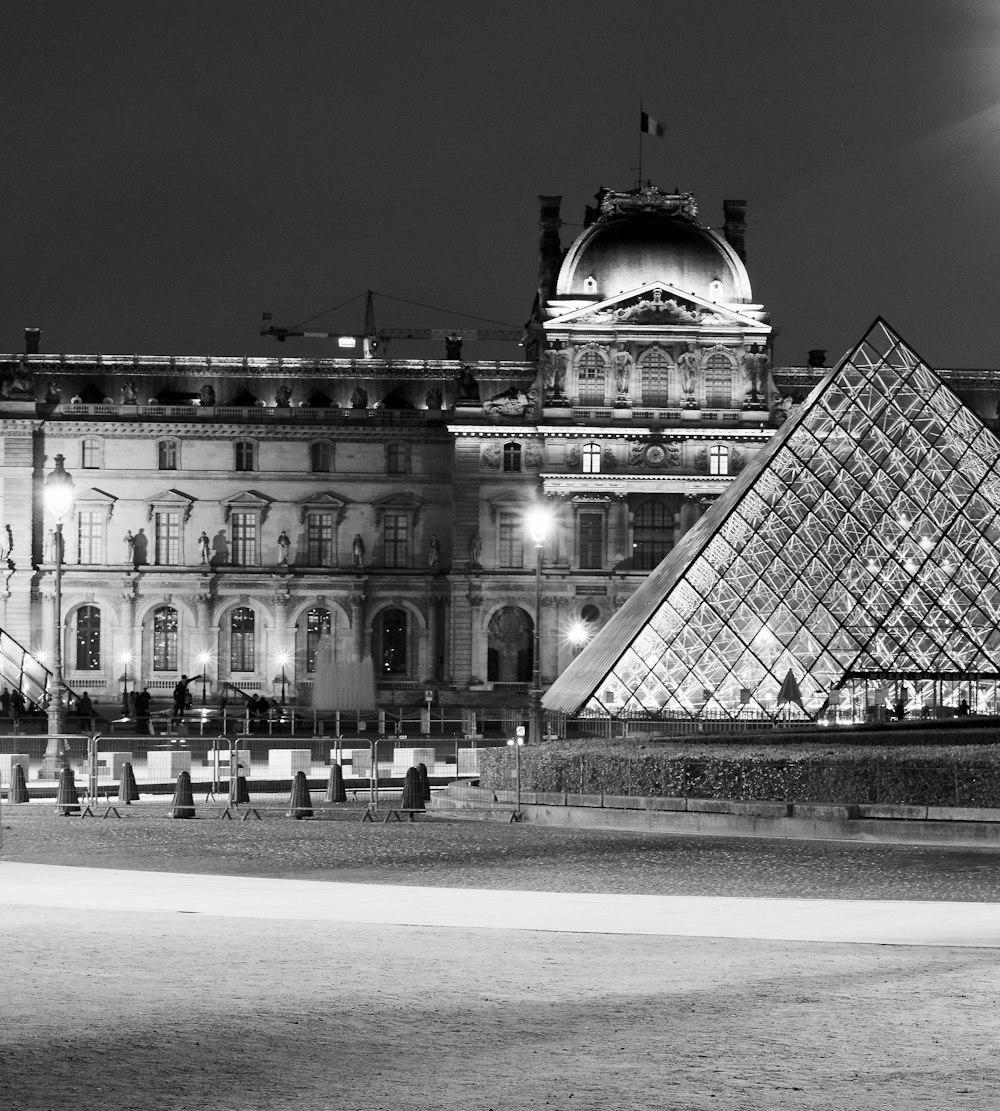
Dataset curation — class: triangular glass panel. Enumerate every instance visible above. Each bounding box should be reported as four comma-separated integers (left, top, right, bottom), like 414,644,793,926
546,320,1000,721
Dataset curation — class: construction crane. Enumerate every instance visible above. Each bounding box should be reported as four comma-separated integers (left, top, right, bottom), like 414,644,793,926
260,290,524,358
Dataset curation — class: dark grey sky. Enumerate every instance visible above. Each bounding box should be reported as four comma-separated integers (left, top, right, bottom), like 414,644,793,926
4,0,999,368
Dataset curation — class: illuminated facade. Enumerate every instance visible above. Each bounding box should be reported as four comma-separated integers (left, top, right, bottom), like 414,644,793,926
545,321,1000,721
2,184,999,716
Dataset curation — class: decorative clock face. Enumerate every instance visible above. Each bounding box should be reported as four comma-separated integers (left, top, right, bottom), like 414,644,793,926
645,444,666,466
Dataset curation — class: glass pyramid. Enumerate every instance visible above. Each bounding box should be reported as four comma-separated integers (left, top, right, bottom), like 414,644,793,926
544,320,1000,721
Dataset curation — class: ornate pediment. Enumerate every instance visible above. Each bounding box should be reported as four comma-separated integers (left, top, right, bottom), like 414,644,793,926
297,490,350,525
146,488,196,523
221,489,273,525
545,282,770,333
372,491,422,527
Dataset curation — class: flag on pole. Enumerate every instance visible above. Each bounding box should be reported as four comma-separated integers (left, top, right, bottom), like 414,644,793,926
640,110,664,137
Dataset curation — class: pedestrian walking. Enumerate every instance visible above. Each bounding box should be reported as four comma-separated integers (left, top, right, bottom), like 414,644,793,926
135,686,152,735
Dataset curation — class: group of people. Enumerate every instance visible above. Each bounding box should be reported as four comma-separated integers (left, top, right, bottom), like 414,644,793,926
0,685,27,723
245,693,274,731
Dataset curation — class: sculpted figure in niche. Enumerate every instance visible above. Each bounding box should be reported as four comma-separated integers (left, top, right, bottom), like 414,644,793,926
612,343,635,397
121,379,137,404
542,344,567,402
199,383,216,407
428,533,441,567
45,381,62,405
124,530,136,565
352,533,365,567
351,385,368,409
425,387,443,410
275,385,292,408
456,365,480,403
198,531,211,564
277,530,291,565
677,343,699,406
468,530,482,569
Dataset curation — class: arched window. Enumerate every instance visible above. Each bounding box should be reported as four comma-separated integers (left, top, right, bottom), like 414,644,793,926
378,608,408,675
235,440,256,472
305,607,332,674
157,439,179,470
710,445,730,475
502,442,522,472
311,442,333,473
152,606,178,672
582,442,602,473
487,607,532,683
75,605,101,671
632,501,674,571
576,348,607,405
230,607,255,673
704,352,734,408
638,347,671,406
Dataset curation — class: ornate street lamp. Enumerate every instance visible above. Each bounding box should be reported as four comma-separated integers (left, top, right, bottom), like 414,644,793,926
119,651,133,717
196,650,212,705
525,502,553,745
41,454,74,778
276,650,290,705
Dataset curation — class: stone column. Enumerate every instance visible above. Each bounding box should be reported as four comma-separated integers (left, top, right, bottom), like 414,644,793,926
349,593,366,662
425,594,445,683
679,496,701,537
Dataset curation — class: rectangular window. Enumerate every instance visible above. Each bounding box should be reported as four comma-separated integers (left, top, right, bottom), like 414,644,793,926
382,513,409,568
154,511,181,566
78,511,103,564
311,442,333,473
386,444,408,474
231,511,258,566
158,440,178,470
81,439,101,469
579,512,604,569
498,511,524,568
235,441,255,472
306,513,335,565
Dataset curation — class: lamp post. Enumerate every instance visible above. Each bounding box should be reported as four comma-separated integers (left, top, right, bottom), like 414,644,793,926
41,454,74,779
120,651,133,718
276,650,289,705
196,650,212,705
525,503,553,746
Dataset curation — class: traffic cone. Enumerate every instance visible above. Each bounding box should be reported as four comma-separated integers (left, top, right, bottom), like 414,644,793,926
418,761,431,802
168,770,196,818
55,766,81,815
117,762,140,804
325,762,347,803
400,766,424,811
286,770,313,819
8,763,29,803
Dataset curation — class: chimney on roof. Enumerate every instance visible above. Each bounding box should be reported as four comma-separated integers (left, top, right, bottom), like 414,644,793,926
537,195,562,306
723,200,747,263
24,327,41,355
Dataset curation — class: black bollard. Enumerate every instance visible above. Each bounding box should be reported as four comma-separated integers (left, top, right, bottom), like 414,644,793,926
55,766,81,815
117,762,140,805
8,763,29,804
417,761,431,802
168,770,196,818
325,762,347,803
400,766,424,811
286,770,313,819
231,770,250,805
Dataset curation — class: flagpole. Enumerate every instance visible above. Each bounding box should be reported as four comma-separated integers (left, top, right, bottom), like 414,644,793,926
637,100,643,188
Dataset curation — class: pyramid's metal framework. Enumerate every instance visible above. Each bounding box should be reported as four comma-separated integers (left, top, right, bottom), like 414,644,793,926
544,321,1000,720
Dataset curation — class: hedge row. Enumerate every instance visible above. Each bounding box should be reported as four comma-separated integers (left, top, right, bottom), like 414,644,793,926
479,741,1000,807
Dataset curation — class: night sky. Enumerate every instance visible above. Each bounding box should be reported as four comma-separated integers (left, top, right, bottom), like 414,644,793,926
4,0,1000,369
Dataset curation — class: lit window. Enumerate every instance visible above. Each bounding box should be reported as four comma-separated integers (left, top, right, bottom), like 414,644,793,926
230,607,255,673
152,606,178,671
582,442,602,473
638,347,671,406
75,605,101,671
81,439,102,469
498,511,524,568
704,353,733,408
158,440,179,470
311,442,333,473
378,608,408,674
235,441,255,472
710,446,730,475
77,511,104,564
306,607,331,674
154,510,181,565
502,442,522,472
306,512,335,565
633,501,674,571
231,511,258,566
382,513,409,568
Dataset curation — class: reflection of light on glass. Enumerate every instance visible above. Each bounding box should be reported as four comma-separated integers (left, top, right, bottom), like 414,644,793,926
919,536,934,551
898,515,911,529
904,559,918,573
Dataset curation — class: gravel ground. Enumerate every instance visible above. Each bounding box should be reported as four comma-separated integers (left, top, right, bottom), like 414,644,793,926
4,797,1000,902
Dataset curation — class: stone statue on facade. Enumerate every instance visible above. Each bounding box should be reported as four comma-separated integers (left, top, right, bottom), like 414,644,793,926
352,533,365,567
612,343,634,404
677,343,699,407
122,379,138,404
351,386,368,409
199,383,216,407
425,387,443,410
124,530,136,566
275,385,292,408
455,365,480,404
428,533,441,568
468,530,482,569
277,530,291,565
198,531,211,565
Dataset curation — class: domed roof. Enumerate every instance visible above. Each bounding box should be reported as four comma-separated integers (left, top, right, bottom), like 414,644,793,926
554,186,753,305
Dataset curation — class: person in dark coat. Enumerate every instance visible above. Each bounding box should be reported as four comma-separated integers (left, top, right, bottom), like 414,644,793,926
76,691,94,731
135,686,152,735
172,675,194,719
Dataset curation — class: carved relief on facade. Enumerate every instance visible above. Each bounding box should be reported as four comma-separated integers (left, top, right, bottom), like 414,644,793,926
480,443,501,470
524,443,544,469
602,447,617,471
483,384,537,418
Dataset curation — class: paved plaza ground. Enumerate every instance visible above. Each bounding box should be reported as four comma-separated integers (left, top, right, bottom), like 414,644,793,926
2,800,999,1109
